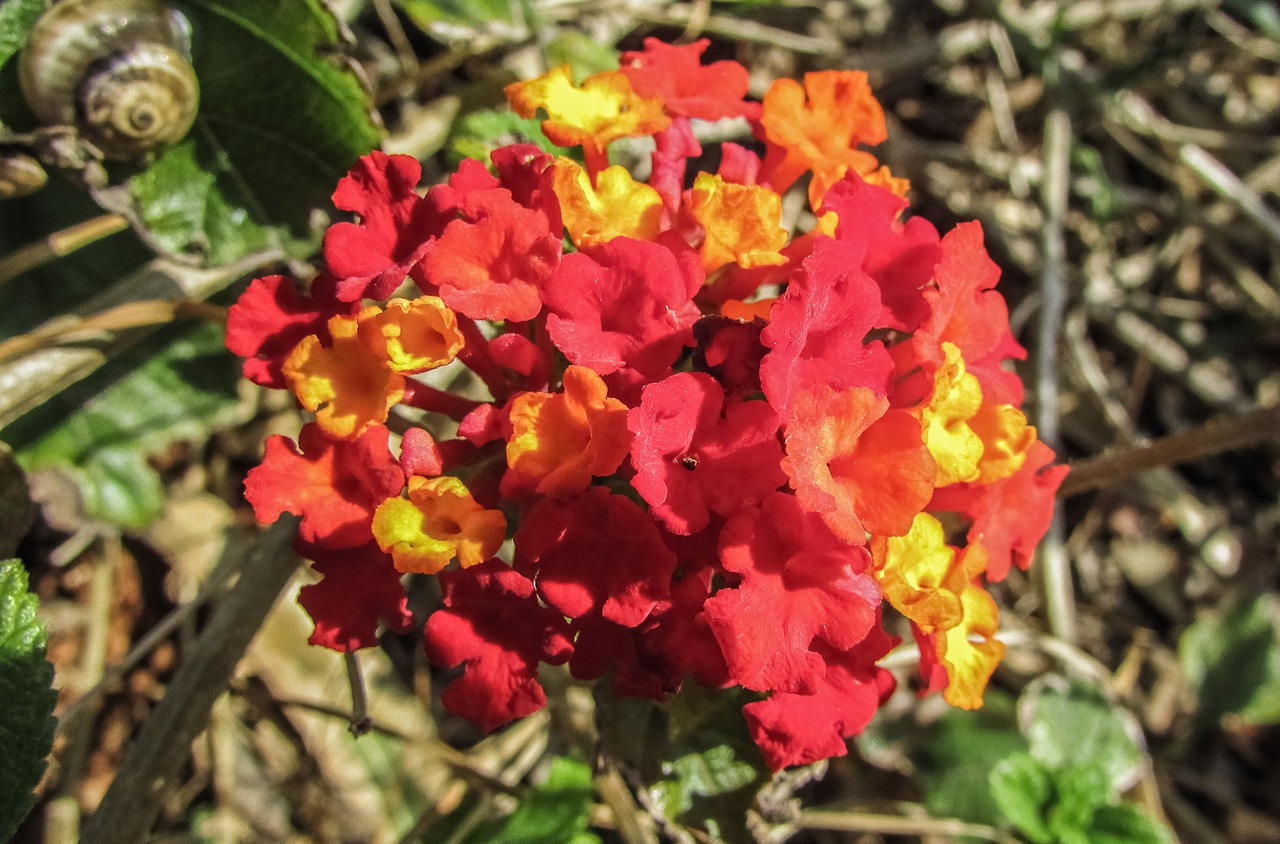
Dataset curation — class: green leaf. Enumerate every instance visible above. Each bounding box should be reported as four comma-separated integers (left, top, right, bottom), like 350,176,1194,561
0,559,57,843
910,690,1028,826
1023,681,1143,788
128,141,276,266
0,0,41,72
494,756,601,844
1045,762,1111,838
989,753,1054,843
448,109,561,167
597,687,767,842
395,0,516,41
1180,594,1280,727
544,31,621,77
1089,803,1176,844
6,321,244,529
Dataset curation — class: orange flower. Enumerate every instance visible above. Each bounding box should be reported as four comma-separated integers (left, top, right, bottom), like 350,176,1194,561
357,296,465,374
552,159,663,250
969,402,1037,484
689,173,789,274
758,71,888,200
283,310,405,440
781,385,936,542
506,365,632,497
506,66,669,178
372,476,507,574
720,298,774,321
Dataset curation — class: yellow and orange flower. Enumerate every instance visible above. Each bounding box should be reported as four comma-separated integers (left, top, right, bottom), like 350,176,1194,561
506,365,632,498
372,476,507,574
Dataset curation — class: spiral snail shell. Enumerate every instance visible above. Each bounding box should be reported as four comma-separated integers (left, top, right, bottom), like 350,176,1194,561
19,0,199,161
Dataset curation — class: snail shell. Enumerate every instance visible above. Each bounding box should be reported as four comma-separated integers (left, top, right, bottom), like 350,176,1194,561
19,0,199,161
0,151,49,199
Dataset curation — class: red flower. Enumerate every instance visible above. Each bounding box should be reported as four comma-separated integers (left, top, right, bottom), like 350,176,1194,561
423,561,573,733
759,237,893,417
421,185,561,322
569,616,672,700
619,38,755,121
628,372,785,534
323,151,454,302
543,237,701,379
819,172,940,333
892,221,1026,406
295,539,412,652
244,423,402,548
692,314,768,396
743,630,896,771
930,441,1068,581
225,274,356,389
704,493,881,694
515,487,677,627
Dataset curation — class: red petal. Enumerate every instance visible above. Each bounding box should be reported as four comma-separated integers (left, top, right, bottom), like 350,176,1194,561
424,560,573,733
296,540,412,652
704,493,881,693
244,423,403,548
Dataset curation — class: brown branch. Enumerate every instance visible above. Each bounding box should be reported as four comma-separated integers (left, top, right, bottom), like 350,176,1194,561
1060,404,1280,497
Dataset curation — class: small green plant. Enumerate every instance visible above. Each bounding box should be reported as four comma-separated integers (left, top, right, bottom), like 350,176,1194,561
0,558,57,842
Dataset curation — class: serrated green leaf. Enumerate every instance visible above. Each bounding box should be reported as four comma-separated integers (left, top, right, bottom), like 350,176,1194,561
0,0,41,72
0,559,57,843
493,756,600,844
910,690,1028,826
989,753,1054,843
6,321,243,528
1023,682,1143,788
1046,762,1110,838
129,141,276,266
597,686,766,842
1089,803,1176,844
1180,594,1280,727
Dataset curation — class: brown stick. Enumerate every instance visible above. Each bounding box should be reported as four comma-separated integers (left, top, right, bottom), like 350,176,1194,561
1059,404,1280,497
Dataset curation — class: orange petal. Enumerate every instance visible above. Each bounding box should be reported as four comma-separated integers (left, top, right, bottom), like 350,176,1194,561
506,365,631,497
553,159,663,249
758,71,887,195
372,476,507,573
689,173,788,273
782,385,936,542
358,296,465,374
970,403,1037,484
283,312,405,440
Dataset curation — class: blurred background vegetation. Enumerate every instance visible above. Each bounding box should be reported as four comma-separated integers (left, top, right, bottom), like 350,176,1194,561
2,0,1279,841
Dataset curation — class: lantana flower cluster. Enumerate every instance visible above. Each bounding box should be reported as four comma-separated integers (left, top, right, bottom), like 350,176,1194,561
226,40,1067,772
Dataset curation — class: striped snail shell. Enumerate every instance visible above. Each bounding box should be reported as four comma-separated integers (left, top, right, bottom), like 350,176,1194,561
19,0,199,161
0,150,49,200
